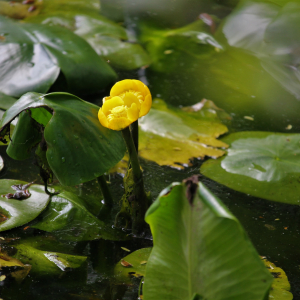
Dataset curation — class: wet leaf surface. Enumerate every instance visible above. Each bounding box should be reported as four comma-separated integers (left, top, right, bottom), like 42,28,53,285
1,92,126,186
12,243,87,274
26,10,151,70
0,179,50,231
0,15,116,97
143,182,273,300
138,99,228,168
201,131,300,205
32,191,128,241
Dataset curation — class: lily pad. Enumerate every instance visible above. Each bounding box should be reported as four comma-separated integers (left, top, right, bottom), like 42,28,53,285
26,11,151,70
143,180,273,300
0,179,50,231
114,247,151,284
0,0,42,19
0,92,126,186
262,257,293,300
12,243,87,275
138,99,228,168
32,191,127,241
0,15,116,97
201,131,300,204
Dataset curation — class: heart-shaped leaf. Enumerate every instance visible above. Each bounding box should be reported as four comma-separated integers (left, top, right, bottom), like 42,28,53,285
1,92,126,186
138,99,228,168
201,131,300,205
0,179,50,231
143,180,273,300
0,15,116,97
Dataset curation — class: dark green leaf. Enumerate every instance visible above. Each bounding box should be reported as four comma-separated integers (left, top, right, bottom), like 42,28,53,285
7,110,42,160
0,15,116,97
0,179,50,231
26,11,150,70
201,132,300,205
32,191,127,241
1,92,126,186
143,181,273,300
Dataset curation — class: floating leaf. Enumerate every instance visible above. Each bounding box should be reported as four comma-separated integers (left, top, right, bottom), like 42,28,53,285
201,131,300,205
138,99,228,168
0,251,31,283
0,92,126,186
262,257,293,300
0,179,50,231
0,0,42,19
12,243,87,275
143,180,273,300
26,10,151,70
32,191,127,241
0,15,116,97
114,248,151,284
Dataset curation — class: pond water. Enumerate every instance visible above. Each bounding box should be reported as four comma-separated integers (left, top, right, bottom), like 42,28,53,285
1,0,300,299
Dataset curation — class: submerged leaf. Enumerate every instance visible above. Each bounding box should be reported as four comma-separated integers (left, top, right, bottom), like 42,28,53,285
0,179,50,232
139,99,228,168
143,181,273,300
201,132,300,205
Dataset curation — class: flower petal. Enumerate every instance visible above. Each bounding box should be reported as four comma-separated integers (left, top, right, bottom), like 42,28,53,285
127,103,139,122
139,94,152,117
98,108,108,128
108,117,132,131
123,92,141,110
102,96,124,116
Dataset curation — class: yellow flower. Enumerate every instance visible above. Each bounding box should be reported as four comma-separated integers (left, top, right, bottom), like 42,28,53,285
98,79,152,131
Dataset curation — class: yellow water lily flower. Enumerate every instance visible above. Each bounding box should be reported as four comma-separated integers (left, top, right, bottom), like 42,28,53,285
98,79,152,131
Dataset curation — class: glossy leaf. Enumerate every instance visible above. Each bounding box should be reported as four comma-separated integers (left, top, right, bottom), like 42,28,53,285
0,179,50,231
12,243,87,274
26,11,151,70
0,15,116,97
114,247,151,284
0,155,3,172
201,131,300,205
143,181,273,300
0,92,126,186
32,191,127,241
139,99,228,168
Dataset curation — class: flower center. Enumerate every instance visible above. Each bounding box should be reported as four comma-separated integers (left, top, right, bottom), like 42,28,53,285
120,90,143,104
110,105,127,118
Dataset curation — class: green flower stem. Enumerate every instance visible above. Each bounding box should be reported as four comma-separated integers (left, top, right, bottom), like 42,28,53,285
122,126,142,182
97,175,113,207
130,120,139,153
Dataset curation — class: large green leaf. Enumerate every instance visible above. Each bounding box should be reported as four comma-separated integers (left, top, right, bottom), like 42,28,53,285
138,99,228,168
0,92,126,186
32,191,127,241
143,180,273,300
25,11,151,70
0,15,116,97
0,179,50,231
201,132,300,205
0,92,17,110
